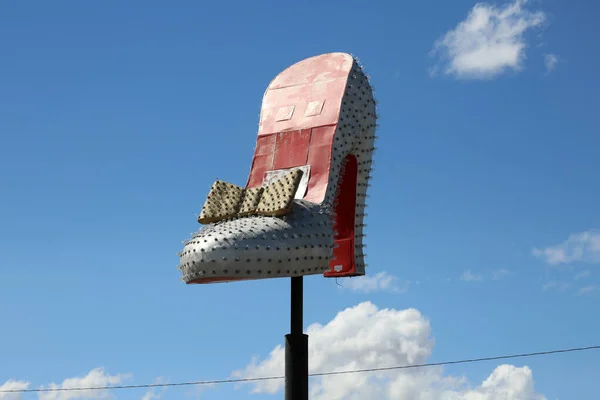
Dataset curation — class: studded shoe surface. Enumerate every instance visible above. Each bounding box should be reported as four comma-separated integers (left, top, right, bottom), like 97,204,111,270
180,201,334,283
178,52,377,284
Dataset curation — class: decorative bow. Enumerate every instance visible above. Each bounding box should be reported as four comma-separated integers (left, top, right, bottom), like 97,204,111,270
197,168,304,224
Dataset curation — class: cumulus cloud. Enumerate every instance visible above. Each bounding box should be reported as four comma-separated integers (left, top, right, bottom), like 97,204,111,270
339,272,409,293
37,368,130,400
544,53,559,73
431,0,546,79
461,270,483,282
231,302,546,400
532,230,600,265
0,369,130,400
0,379,30,400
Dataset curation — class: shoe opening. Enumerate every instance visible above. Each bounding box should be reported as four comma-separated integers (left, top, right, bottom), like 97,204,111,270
325,153,358,277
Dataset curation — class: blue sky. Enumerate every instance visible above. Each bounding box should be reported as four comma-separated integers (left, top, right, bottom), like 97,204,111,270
1,0,599,399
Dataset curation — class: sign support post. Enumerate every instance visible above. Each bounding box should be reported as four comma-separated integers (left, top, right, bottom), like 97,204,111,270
285,276,308,400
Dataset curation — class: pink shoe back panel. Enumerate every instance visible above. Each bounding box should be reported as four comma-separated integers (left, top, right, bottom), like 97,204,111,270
246,53,352,203
258,53,352,136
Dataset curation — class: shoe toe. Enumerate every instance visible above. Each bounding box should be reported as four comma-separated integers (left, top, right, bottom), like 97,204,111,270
179,201,334,283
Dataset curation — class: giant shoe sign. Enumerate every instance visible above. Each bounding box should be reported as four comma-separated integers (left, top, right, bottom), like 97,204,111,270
178,53,377,284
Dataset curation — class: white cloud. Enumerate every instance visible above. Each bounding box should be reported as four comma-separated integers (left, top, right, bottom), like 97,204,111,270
339,272,409,293
1,369,130,400
232,302,546,400
492,268,511,280
574,270,591,280
533,230,600,265
577,285,599,296
461,270,483,282
0,379,30,400
542,281,571,292
140,377,168,400
141,390,158,400
544,53,559,73
431,0,546,79
37,368,130,400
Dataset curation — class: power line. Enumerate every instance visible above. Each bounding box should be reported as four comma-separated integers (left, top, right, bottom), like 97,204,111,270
2,345,598,394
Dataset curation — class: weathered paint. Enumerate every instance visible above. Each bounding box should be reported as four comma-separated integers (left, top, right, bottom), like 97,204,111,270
178,52,377,283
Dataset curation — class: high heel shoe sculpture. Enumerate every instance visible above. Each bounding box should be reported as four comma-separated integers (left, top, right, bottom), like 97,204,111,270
178,52,377,284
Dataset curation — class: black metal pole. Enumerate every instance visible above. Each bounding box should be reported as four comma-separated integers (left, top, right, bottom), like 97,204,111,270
285,276,308,400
